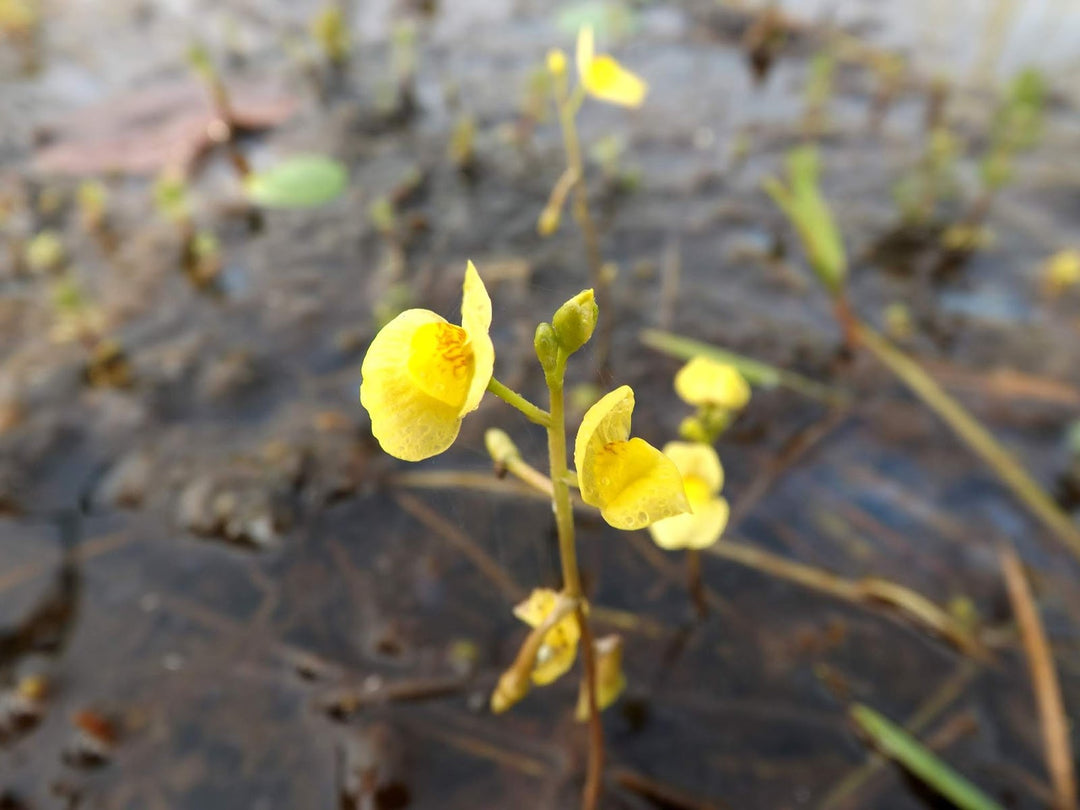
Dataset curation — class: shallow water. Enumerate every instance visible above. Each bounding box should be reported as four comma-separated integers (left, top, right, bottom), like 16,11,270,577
1,1,1079,808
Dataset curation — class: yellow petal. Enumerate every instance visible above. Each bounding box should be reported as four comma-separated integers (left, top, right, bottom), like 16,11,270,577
575,386,690,530
674,357,751,411
512,587,559,628
649,495,730,551
661,441,724,495
360,309,467,461
575,25,595,82
460,260,495,414
575,634,626,721
513,588,581,686
407,322,474,409
582,54,647,108
574,385,635,506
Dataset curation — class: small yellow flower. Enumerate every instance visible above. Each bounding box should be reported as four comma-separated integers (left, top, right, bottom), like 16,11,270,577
674,357,751,412
1043,249,1080,295
575,634,626,720
360,261,494,461
574,385,690,530
547,47,567,78
576,26,647,109
648,442,730,551
513,588,581,685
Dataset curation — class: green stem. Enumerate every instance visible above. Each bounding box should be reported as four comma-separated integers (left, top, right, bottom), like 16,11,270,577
545,349,604,810
555,80,611,379
546,352,580,595
487,377,550,427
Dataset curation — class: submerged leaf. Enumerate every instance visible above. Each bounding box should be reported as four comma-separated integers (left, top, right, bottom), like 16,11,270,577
850,704,1004,810
245,155,348,209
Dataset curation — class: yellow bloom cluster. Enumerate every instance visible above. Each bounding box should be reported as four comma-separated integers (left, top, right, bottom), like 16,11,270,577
359,261,494,461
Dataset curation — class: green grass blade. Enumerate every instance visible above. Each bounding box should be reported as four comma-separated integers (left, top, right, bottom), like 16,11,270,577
850,704,1004,810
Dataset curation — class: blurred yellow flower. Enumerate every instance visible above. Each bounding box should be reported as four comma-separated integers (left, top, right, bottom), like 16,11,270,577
513,588,581,685
674,357,751,412
576,26,647,109
547,47,567,77
1043,249,1080,295
575,634,626,720
360,261,494,461
574,385,690,530
648,442,730,551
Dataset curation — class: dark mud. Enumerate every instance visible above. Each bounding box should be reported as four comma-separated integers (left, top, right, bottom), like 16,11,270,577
1,1,1079,808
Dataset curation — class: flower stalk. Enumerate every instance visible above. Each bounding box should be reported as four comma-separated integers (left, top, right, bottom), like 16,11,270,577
544,345,604,810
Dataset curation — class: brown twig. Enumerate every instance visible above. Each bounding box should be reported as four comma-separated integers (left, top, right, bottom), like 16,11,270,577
1000,545,1077,810
393,492,522,602
614,767,730,810
686,549,707,620
856,321,1080,564
709,536,985,657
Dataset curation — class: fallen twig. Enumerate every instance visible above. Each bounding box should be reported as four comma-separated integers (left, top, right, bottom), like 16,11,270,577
1000,545,1077,810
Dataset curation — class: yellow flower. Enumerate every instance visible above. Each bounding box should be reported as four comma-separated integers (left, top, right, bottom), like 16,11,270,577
674,357,751,411
575,634,626,721
547,47,567,78
360,261,494,461
649,442,730,551
1043,249,1080,295
513,588,581,685
576,26,647,109
574,385,690,530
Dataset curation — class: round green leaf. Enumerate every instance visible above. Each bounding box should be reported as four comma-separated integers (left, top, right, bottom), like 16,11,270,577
245,155,348,209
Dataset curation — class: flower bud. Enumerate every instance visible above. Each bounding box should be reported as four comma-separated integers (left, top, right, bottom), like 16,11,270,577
546,48,567,78
537,205,561,236
485,428,520,466
678,415,710,444
552,289,597,355
534,322,560,375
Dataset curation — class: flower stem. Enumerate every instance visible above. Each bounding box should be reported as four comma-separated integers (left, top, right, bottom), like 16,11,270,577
554,80,612,380
545,349,604,810
686,549,707,620
487,377,551,427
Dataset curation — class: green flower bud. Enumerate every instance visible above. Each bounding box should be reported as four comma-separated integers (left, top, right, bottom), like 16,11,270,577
534,322,559,376
678,415,710,444
551,289,597,355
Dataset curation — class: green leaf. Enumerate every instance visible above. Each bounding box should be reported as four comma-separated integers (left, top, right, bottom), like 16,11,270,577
556,1,639,39
850,704,1005,810
763,145,848,295
245,155,348,209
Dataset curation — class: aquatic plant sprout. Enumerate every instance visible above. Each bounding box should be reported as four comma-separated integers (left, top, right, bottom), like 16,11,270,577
763,145,847,295
359,264,700,809
359,261,494,461
648,442,730,551
574,385,689,530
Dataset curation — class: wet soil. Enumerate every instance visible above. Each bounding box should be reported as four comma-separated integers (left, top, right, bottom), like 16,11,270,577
1,1,1080,808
